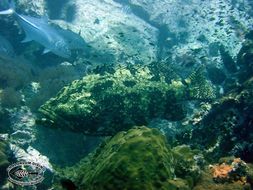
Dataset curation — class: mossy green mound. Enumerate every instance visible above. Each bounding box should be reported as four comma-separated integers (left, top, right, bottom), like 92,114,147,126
172,145,202,188
38,66,187,135
54,126,195,190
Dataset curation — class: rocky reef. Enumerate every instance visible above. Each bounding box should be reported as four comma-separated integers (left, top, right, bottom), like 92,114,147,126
53,126,203,190
181,36,253,163
53,127,252,190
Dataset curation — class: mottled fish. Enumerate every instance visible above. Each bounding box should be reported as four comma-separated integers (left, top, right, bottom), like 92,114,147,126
0,1,71,58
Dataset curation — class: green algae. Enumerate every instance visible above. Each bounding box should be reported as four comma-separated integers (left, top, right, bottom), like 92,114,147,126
53,127,207,190
54,127,175,189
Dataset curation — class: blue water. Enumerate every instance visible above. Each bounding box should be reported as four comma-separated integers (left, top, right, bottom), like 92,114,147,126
0,0,253,189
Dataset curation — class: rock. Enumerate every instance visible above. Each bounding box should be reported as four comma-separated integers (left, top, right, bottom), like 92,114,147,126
193,166,251,190
38,65,187,135
52,0,158,64
207,66,226,85
0,140,9,186
237,37,253,82
187,76,253,162
210,157,248,183
15,0,47,16
53,126,195,190
172,145,202,188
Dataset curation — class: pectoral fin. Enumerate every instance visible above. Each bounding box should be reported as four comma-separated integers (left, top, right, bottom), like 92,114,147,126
21,36,32,43
43,48,50,54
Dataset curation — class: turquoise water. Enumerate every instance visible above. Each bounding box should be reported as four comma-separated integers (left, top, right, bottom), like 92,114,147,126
0,0,253,189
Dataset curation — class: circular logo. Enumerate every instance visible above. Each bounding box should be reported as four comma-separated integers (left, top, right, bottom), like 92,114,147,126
7,161,45,186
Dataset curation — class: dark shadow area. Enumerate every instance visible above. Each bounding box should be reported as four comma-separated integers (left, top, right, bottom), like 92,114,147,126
45,0,69,20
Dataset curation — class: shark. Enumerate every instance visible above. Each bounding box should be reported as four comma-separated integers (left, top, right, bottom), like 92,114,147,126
0,1,71,58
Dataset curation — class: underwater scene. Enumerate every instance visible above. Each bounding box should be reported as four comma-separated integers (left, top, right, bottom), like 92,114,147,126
0,0,253,189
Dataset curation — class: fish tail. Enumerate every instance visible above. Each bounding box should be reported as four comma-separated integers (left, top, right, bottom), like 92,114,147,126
0,0,15,15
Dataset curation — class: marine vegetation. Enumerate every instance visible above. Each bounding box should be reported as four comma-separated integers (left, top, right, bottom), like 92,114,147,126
180,38,253,163
53,126,203,190
53,127,253,190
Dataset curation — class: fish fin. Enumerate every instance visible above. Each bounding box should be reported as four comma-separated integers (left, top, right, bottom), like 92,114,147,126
0,0,15,15
21,36,32,43
0,9,14,15
43,48,50,54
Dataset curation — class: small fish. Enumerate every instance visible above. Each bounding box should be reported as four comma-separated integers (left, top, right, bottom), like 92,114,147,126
0,33,15,59
121,5,132,15
0,1,71,58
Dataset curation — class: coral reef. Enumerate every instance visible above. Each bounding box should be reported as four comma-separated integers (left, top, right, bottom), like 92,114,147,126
38,65,187,135
183,74,253,162
210,157,248,183
178,36,253,162
193,167,251,190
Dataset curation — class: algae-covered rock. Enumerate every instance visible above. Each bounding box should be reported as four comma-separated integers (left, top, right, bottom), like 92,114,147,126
38,66,187,135
188,76,253,162
0,140,9,186
53,127,209,190
54,126,179,190
172,145,202,188
237,37,253,82
193,166,251,190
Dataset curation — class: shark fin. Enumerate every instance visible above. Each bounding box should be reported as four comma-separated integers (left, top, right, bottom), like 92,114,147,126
0,9,14,15
21,36,32,43
43,48,50,54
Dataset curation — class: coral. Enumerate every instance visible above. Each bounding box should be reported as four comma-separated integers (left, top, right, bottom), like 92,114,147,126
53,127,178,190
38,65,187,135
186,76,253,162
193,167,251,190
210,158,248,183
